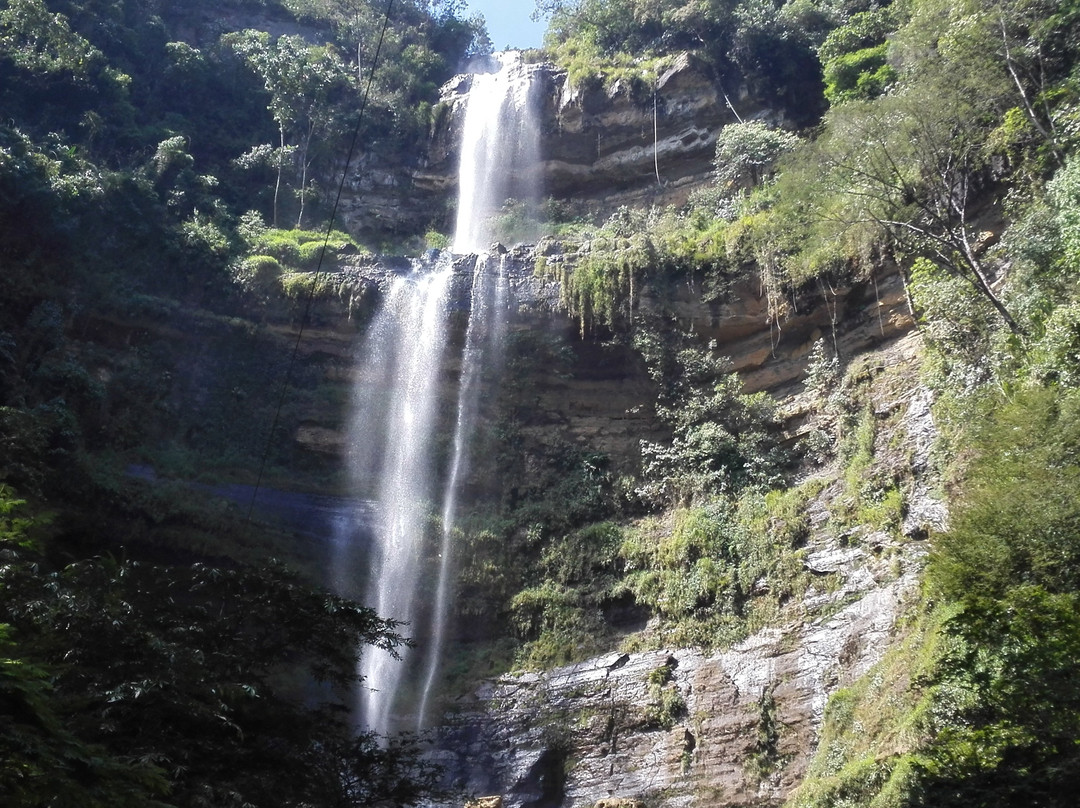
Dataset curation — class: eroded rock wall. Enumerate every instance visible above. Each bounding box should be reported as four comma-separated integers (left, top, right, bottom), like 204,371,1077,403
419,55,782,228
288,247,915,473
435,553,924,808
430,332,939,808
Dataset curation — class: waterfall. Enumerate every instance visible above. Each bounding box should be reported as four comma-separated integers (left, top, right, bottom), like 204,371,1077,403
344,52,538,735
453,51,541,254
349,266,453,735
416,252,508,728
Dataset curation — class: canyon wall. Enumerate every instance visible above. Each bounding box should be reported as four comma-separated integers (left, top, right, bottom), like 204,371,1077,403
290,247,915,471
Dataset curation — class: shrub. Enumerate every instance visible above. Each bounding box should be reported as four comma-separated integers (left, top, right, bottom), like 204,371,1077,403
233,254,283,297
928,386,1080,601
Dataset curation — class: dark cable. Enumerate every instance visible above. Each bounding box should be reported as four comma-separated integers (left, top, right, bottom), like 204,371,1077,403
248,0,396,521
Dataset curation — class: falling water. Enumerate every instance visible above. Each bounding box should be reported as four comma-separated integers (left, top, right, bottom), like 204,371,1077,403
345,52,539,735
349,267,453,735
416,252,508,728
454,51,541,254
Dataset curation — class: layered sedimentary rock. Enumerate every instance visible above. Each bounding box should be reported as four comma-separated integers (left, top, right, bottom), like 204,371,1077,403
435,566,919,808
413,54,780,230
431,334,941,807
290,247,915,470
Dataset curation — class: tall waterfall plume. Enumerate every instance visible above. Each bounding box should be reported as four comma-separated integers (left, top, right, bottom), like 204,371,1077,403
342,52,539,735
453,51,542,254
348,267,453,736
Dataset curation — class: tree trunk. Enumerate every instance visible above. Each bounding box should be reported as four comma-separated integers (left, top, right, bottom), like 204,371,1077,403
274,125,285,228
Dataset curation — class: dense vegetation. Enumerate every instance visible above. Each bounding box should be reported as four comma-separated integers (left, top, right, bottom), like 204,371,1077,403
0,0,481,805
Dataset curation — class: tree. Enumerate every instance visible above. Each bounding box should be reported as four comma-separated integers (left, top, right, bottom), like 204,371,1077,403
635,335,786,506
0,522,442,807
228,31,355,228
0,0,104,75
817,6,899,105
918,387,1080,806
794,81,1022,330
712,120,799,191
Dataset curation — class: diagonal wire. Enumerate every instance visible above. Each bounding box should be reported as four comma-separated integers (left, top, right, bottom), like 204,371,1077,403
248,0,396,521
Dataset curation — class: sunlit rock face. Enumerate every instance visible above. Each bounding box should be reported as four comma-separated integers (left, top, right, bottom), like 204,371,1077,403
429,348,941,808
433,562,922,808
421,54,784,222
339,51,793,241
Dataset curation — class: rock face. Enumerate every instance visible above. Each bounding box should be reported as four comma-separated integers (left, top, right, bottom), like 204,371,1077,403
418,55,782,228
289,246,915,472
429,337,941,807
435,561,921,808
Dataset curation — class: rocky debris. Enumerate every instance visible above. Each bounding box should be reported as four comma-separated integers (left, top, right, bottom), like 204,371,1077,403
804,546,865,575
900,388,948,537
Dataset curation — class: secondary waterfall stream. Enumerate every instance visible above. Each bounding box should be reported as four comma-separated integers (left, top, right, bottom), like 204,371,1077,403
342,51,540,735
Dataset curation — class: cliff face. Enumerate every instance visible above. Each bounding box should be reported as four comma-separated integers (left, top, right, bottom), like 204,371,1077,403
414,54,782,231
436,563,921,808
239,51,931,806
274,250,938,808
291,248,915,471
429,332,939,808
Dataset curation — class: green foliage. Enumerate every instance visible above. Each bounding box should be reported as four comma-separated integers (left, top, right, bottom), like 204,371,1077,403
823,43,897,105
789,603,948,808
818,6,900,105
636,338,788,506
915,585,1080,807
489,197,542,247
1049,152,1080,271
0,496,445,807
644,662,686,729
0,0,105,75
508,521,624,668
1028,302,1080,386
1,628,169,808
817,7,900,68
615,485,814,650
798,386,1080,807
249,225,361,267
618,507,740,633
234,254,285,298
713,121,800,191
558,233,655,333
424,228,450,250
928,387,1080,601
546,34,675,95
226,29,356,227
908,257,1002,391
510,580,608,668
711,0,1080,337
746,685,786,782
542,0,829,124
